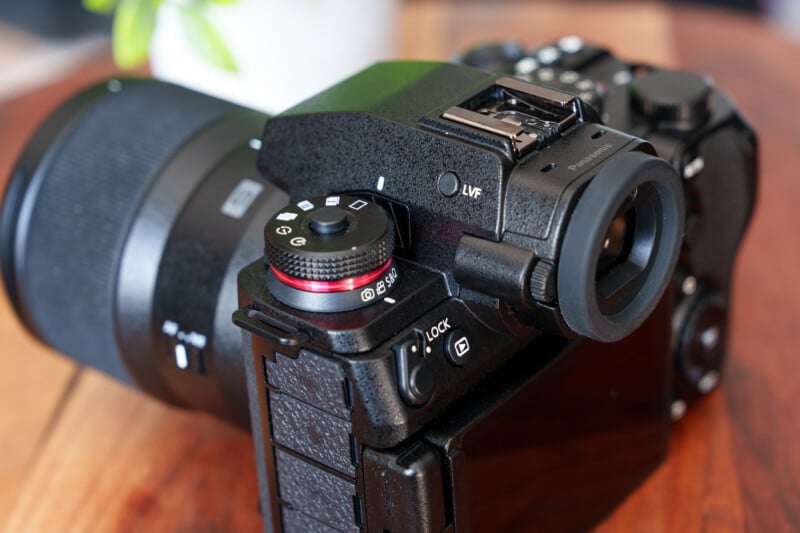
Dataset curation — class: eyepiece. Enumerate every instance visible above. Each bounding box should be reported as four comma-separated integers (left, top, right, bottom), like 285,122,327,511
557,151,685,342
596,199,637,281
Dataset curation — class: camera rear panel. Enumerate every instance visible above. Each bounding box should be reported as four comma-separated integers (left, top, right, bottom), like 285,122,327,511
240,282,674,532
235,256,537,443
236,41,756,532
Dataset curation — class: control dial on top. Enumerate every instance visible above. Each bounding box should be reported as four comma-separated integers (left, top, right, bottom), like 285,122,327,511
264,195,398,312
630,70,712,129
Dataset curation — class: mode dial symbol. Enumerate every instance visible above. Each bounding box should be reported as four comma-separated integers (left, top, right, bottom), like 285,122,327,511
264,195,398,313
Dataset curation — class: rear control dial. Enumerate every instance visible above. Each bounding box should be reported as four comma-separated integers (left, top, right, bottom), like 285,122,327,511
630,70,712,128
264,195,398,312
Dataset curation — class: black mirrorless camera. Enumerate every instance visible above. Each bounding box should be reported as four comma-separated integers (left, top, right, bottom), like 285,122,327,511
0,37,756,532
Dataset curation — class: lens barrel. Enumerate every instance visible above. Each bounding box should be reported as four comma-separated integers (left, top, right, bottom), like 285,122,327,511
0,79,285,426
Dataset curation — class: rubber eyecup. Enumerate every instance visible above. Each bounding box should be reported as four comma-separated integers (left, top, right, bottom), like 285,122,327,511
557,151,685,342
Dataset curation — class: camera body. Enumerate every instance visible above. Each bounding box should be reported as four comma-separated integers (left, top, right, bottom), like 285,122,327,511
0,37,756,533
235,39,756,532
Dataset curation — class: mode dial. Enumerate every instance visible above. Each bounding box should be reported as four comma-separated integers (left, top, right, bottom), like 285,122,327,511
630,70,712,129
264,195,398,312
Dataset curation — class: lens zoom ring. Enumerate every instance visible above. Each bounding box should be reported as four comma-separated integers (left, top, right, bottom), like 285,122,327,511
265,232,394,281
9,80,239,383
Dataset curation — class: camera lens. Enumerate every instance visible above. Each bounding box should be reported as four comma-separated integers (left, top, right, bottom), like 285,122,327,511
557,151,684,342
0,80,286,426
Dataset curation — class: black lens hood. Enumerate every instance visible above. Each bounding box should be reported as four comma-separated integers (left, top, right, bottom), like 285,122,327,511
557,151,685,342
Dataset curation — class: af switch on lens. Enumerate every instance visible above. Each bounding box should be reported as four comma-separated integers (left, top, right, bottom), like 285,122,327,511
264,195,398,312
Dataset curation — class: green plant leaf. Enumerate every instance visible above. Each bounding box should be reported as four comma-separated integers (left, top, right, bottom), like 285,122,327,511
179,5,238,72
112,0,158,69
83,0,118,15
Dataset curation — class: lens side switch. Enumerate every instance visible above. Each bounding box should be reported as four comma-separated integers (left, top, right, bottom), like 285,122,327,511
395,336,434,407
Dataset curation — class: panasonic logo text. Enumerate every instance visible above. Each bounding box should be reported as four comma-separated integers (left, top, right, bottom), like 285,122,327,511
568,143,613,171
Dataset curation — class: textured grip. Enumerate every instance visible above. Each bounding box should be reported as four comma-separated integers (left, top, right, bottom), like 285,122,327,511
259,349,365,532
7,79,240,382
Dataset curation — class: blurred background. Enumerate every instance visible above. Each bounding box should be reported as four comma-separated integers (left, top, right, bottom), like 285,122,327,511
1,0,799,109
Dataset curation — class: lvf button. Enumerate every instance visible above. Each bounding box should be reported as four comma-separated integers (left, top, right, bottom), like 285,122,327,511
437,171,460,197
444,330,472,366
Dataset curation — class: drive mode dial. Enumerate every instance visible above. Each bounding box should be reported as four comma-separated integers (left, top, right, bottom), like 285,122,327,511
264,195,398,312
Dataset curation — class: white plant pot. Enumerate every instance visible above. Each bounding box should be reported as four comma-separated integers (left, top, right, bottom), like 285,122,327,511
149,0,399,114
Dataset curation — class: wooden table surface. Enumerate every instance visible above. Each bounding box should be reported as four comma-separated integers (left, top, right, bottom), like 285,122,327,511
1,2,799,532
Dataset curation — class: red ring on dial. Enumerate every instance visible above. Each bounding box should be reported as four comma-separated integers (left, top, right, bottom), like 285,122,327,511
270,259,393,293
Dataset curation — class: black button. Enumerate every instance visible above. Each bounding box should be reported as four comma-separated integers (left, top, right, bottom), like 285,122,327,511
308,206,349,235
437,172,460,197
409,364,434,400
444,330,472,366
171,341,206,374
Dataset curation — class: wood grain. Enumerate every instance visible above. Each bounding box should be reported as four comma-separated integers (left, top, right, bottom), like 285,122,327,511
0,297,78,526
398,1,677,67
1,2,799,532
674,7,800,531
4,370,258,533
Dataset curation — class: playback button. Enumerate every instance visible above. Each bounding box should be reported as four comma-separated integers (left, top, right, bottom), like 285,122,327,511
444,330,472,366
